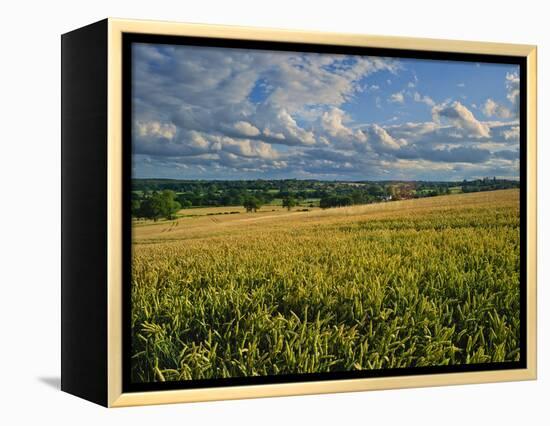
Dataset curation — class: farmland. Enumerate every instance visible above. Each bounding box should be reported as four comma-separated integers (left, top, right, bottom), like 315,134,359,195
130,189,521,383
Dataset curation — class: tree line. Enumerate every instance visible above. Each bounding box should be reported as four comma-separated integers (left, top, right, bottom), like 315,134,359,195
131,178,520,219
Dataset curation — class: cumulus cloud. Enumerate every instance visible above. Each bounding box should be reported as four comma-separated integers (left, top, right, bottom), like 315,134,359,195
368,124,405,151
219,137,279,160
264,107,316,146
233,121,261,137
321,108,368,150
432,101,491,138
482,98,512,119
321,108,352,138
136,120,177,140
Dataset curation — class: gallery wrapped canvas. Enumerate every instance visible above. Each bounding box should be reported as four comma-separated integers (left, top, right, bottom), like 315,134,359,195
61,18,537,407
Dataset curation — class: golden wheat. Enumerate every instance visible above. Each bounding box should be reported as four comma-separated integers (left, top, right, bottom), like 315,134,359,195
131,189,521,382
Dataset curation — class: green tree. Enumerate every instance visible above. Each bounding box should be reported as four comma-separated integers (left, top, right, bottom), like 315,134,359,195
138,190,181,221
282,196,297,211
159,190,181,219
243,196,262,213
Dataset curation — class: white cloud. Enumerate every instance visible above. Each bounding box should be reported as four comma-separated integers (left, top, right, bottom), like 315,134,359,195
321,108,353,138
506,72,520,106
268,108,316,146
136,120,177,140
321,108,369,152
233,121,261,137
389,91,405,104
432,101,490,138
219,137,279,160
413,92,435,106
262,128,285,140
482,98,512,119
369,124,406,151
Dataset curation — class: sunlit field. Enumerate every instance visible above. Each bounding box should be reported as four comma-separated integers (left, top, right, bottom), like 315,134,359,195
131,189,521,383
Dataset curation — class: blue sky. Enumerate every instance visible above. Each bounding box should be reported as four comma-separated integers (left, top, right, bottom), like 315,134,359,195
132,43,520,181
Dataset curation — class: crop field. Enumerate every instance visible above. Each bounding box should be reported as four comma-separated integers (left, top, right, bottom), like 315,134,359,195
130,189,521,383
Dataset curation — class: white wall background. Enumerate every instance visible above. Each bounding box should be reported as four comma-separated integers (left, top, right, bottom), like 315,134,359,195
0,0,546,423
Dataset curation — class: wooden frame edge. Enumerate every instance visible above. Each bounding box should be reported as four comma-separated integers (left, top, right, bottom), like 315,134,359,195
107,18,123,407
110,368,535,407
526,45,537,381
106,18,537,407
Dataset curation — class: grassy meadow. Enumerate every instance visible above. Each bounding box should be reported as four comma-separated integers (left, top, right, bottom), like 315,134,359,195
130,189,521,383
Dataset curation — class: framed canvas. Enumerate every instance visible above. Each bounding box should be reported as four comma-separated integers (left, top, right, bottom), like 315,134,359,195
61,18,537,407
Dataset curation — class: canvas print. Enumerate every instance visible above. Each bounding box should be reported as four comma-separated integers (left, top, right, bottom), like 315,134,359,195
129,42,521,385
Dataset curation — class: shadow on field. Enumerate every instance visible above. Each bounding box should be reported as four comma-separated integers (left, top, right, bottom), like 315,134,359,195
38,376,61,390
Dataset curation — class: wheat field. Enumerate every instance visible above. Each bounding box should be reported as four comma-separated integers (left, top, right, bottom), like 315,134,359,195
130,189,521,383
